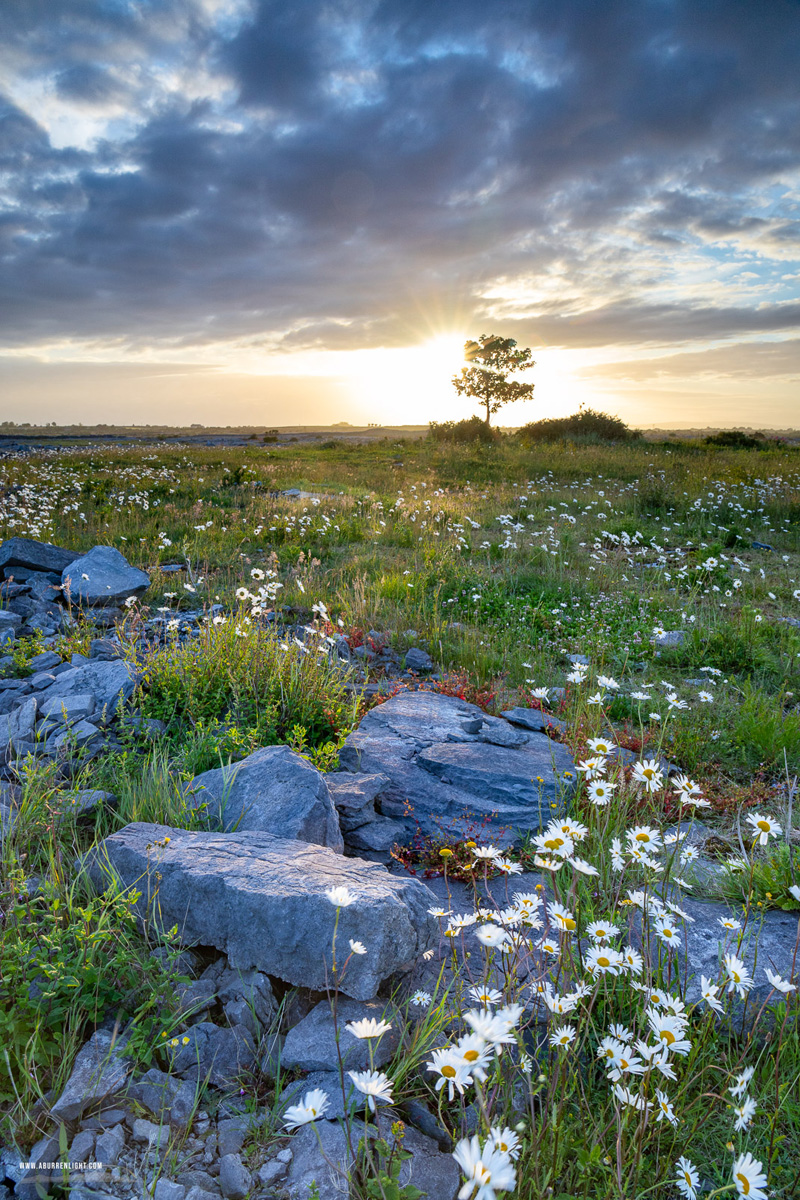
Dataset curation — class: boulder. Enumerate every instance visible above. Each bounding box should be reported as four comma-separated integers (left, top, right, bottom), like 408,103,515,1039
282,999,400,1072
50,1027,131,1123
62,546,150,607
80,823,438,1000
187,746,342,851
0,536,77,579
339,691,575,842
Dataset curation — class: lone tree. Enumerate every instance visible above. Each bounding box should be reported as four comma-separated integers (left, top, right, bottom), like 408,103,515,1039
451,334,535,427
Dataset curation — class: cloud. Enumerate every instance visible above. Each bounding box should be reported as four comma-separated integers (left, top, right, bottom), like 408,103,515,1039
0,0,799,401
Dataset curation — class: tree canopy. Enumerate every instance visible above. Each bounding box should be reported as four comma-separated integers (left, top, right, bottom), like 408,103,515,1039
451,334,534,426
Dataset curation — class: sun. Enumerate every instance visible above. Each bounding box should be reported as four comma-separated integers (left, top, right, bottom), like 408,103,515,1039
346,333,468,422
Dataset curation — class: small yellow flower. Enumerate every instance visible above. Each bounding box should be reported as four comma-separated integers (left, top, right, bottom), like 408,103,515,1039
164,836,171,843
182,1036,190,1045
766,892,773,900
170,1038,179,1046
465,841,477,849
439,848,453,858
161,1031,167,1038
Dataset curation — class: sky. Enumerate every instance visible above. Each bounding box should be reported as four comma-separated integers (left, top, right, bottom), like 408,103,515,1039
1,0,799,429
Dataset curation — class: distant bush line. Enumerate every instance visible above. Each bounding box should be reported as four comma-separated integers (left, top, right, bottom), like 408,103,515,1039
429,408,638,445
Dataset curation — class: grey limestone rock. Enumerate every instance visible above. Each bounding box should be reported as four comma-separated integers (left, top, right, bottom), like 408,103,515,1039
655,630,686,647
187,745,343,852
62,545,150,607
218,1153,251,1200
50,1027,131,1124
282,998,400,1072
339,691,575,843
81,823,438,1000
324,771,390,829
38,692,96,723
0,610,21,633
37,658,137,717
0,697,37,750
404,646,434,672
154,1181,186,1200
0,536,77,579
93,1122,126,1167
501,706,567,736
169,1022,256,1088
67,1129,96,1163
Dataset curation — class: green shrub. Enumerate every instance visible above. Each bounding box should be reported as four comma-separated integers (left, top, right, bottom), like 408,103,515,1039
517,408,635,444
705,430,767,449
140,619,359,760
429,416,500,444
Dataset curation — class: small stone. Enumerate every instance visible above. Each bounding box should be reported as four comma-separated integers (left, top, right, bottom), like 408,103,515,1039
257,1159,288,1187
94,1123,126,1166
154,1181,186,1200
275,1148,293,1164
404,647,434,672
184,1188,220,1200
132,1118,170,1151
68,1129,96,1163
655,630,686,647
216,1118,249,1158
282,998,400,1072
218,1153,251,1200
50,1027,131,1123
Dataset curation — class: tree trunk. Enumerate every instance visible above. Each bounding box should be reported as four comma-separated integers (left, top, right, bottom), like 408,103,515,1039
484,388,491,426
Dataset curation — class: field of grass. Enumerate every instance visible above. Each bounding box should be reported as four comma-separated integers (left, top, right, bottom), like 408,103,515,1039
1,433,799,1198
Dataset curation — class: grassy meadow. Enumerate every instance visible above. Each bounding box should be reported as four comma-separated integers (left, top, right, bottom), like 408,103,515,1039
1,432,799,1199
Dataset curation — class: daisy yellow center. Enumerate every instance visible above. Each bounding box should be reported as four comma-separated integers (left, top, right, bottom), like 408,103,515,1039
643,769,655,779
757,820,770,831
731,969,742,982
545,837,565,849
635,832,650,842
310,1107,318,1116
477,1167,492,1185
660,1029,676,1045
464,1049,479,1062
598,956,610,967
442,1065,456,1078
736,1174,750,1194
663,929,674,938
564,918,576,930
619,1057,629,1068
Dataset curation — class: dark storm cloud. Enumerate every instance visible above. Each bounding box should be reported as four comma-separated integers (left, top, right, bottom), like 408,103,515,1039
1,0,799,353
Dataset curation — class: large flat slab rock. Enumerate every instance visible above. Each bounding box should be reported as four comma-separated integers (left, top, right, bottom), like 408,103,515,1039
339,691,575,843
81,823,438,1000
187,745,343,851
62,545,150,607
